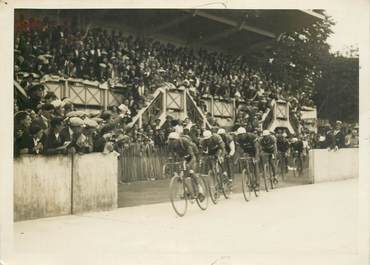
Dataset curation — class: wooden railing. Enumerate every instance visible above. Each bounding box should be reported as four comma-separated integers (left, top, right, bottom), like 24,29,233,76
128,87,166,128
185,91,212,129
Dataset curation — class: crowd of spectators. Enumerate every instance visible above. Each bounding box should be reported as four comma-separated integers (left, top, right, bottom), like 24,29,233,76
13,16,358,159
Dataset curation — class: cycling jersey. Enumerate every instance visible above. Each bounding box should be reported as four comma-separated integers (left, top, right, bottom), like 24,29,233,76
200,134,225,156
291,141,304,154
168,137,196,160
220,133,235,156
259,135,276,154
236,132,258,157
276,136,290,153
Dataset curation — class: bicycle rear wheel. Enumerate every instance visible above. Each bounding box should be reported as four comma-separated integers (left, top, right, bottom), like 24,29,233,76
268,164,275,190
241,169,251,202
195,175,209,210
249,162,259,197
207,170,219,204
292,158,298,178
169,175,188,217
262,164,269,192
221,172,231,199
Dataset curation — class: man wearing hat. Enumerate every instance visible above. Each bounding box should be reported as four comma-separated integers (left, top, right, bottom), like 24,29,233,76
217,128,235,183
44,116,68,155
199,129,225,165
167,132,205,200
234,127,260,185
259,130,278,182
332,120,345,150
60,117,85,153
33,103,55,130
27,84,45,111
17,122,45,155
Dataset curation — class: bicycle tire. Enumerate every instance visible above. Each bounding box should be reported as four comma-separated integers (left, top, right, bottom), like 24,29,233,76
169,175,188,217
262,163,269,192
249,162,259,197
241,169,251,202
268,164,275,190
221,172,231,199
207,169,219,205
195,175,209,211
292,158,298,178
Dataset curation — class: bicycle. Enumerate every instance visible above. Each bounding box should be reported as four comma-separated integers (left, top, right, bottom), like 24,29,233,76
202,155,231,204
239,156,259,201
168,160,209,217
261,153,278,191
162,157,179,179
291,151,303,177
276,152,287,181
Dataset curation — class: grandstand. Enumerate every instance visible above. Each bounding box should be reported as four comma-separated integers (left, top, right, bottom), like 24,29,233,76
14,9,321,134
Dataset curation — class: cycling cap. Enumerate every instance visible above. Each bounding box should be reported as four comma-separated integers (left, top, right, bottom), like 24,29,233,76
236,127,246,135
217,128,226,135
203,130,212,139
168,132,180,140
262,130,270,136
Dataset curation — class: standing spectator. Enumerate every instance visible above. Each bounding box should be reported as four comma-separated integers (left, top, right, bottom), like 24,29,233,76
17,122,45,155
345,128,359,148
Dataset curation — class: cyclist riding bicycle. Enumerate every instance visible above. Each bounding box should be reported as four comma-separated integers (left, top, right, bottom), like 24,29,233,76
199,129,227,179
167,132,205,199
290,137,304,174
258,130,277,182
234,127,260,183
217,128,235,182
276,132,289,173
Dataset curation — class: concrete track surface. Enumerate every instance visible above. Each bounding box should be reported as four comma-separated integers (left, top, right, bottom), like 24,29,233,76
10,179,359,265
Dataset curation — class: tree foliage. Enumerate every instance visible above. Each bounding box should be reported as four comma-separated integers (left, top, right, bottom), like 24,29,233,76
246,11,359,123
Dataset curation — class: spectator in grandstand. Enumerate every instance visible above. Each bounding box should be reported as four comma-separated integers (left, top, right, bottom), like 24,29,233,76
43,116,68,155
25,84,45,111
17,122,45,155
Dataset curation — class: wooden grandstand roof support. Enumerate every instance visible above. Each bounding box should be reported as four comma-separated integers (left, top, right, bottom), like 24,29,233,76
195,28,238,45
187,10,277,39
299,10,325,20
147,13,193,35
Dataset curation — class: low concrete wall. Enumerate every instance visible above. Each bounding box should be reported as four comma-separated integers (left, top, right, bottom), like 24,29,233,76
14,155,72,221
72,153,118,214
309,148,358,183
14,153,118,221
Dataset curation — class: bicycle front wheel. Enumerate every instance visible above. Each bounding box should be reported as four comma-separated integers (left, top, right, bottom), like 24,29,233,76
169,175,188,217
241,169,251,202
195,175,209,211
207,170,219,205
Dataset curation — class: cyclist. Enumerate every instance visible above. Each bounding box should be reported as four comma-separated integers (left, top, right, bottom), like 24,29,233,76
199,129,227,181
276,132,290,173
258,130,278,183
290,137,304,174
167,132,205,200
234,127,260,187
217,128,235,182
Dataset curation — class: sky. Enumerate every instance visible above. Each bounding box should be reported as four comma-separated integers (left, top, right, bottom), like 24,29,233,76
325,8,361,54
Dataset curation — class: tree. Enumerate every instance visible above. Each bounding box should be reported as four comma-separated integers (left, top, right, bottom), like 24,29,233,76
246,11,359,123
313,52,359,123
